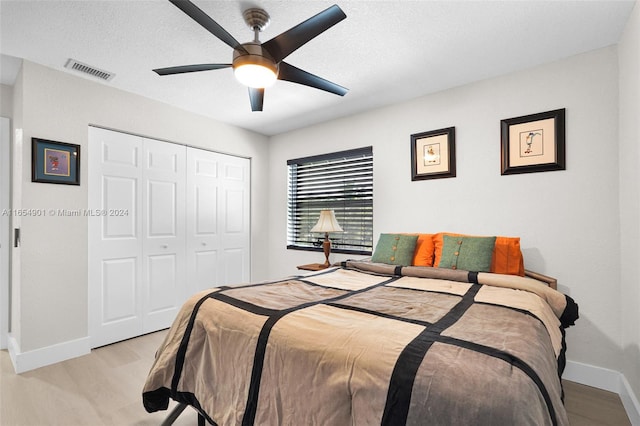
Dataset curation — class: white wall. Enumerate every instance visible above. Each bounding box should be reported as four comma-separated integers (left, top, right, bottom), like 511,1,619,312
618,2,640,402
269,47,622,375
1,84,13,117
12,60,269,358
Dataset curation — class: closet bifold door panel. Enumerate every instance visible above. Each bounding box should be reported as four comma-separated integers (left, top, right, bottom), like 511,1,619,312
89,127,250,348
141,138,186,334
88,127,144,348
186,148,250,296
216,151,250,286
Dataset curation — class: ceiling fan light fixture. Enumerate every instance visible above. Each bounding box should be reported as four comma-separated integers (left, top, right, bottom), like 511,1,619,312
233,44,278,88
234,63,277,88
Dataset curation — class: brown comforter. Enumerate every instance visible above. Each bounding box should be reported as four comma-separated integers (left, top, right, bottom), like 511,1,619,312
143,261,578,425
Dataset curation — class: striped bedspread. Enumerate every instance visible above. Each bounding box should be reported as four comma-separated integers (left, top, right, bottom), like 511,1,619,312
143,261,578,426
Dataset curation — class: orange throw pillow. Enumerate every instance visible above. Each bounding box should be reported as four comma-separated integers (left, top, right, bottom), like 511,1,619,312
491,236,525,276
433,232,524,276
412,234,435,266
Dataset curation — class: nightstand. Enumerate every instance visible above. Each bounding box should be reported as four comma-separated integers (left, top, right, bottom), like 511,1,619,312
296,263,329,271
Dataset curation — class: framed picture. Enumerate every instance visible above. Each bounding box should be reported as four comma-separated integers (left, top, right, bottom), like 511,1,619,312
500,108,565,175
410,127,456,181
32,138,80,185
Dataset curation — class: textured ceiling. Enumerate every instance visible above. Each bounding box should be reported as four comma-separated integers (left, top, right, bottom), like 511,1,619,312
0,0,636,136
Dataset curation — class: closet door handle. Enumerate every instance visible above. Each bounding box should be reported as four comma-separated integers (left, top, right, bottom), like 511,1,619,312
14,228,20,248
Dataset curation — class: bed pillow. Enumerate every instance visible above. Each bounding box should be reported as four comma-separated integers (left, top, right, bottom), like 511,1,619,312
433,232,463,266
491,236,525,276
433,233,525,276
411,233,435,266
436,235,497,272
371,234,419,266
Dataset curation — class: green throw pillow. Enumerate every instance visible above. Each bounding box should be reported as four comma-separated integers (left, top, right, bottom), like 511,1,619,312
437,235,497,272
371,234,418,266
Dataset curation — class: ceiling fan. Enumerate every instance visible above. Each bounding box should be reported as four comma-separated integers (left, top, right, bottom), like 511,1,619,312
153,0,348,112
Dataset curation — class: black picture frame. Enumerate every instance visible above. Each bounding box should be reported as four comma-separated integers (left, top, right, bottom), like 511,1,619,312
32,138,80,185
410,127,456,181
500,108,566,175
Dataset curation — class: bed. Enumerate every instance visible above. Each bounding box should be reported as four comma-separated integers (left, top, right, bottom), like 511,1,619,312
142,238,578,426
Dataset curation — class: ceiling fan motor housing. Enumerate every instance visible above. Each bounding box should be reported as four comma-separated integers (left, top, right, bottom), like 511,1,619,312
233,42,278,74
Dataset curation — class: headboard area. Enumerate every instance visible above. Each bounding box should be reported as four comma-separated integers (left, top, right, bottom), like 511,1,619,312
524,269,558,290
369,232,558,290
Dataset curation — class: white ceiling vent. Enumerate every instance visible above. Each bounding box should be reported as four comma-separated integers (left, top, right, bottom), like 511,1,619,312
64,59,115,81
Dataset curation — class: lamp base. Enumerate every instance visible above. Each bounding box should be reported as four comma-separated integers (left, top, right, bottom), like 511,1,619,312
322,232,331,267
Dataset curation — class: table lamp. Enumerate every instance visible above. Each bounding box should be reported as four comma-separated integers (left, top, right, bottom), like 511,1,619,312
310,210,344,267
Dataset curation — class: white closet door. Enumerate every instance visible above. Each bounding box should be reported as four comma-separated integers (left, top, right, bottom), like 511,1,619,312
88,127,144,348
185,148,221,295
141,138,186,333
186,148,250,294
89,127,250,347
218,152,250,285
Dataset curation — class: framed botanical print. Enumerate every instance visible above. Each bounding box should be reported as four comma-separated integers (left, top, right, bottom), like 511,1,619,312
500,109,566,175
410,127,456,181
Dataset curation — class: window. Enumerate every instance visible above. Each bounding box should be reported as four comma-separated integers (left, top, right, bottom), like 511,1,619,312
287,147,373,255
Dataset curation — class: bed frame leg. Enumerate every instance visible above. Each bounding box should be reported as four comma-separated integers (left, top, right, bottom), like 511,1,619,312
160,403,187,426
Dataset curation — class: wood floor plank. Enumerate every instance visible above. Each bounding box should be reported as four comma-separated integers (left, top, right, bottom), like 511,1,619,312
0,330,632,425
563,380,631,425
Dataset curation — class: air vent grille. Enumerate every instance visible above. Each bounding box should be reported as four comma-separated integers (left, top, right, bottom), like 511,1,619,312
64,59,115,81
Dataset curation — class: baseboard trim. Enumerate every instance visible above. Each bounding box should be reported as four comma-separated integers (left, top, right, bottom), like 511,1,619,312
7,334,90,374
620,374,640,426
564,360,640,425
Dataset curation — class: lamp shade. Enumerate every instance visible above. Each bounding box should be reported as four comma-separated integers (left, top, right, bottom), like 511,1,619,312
310,210,344,233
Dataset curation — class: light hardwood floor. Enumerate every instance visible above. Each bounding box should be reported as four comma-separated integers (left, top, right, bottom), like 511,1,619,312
0,330,631,425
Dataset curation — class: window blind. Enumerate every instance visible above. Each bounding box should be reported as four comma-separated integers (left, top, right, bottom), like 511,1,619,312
287,147,373,255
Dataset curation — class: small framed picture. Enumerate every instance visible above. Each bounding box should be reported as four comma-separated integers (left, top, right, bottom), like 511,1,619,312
500,109,565,175
32,138,80,185
410,127,456,181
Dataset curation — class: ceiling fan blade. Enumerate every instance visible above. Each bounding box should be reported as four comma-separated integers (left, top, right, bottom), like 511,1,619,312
153,64,231,75
262,4,346,63
249,87,264,112
278,62,348,96
168,0,247,53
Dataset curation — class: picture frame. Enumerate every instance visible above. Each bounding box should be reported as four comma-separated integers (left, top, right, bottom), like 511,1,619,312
410,127,456,181
32,138,80,185
500,108,565,175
